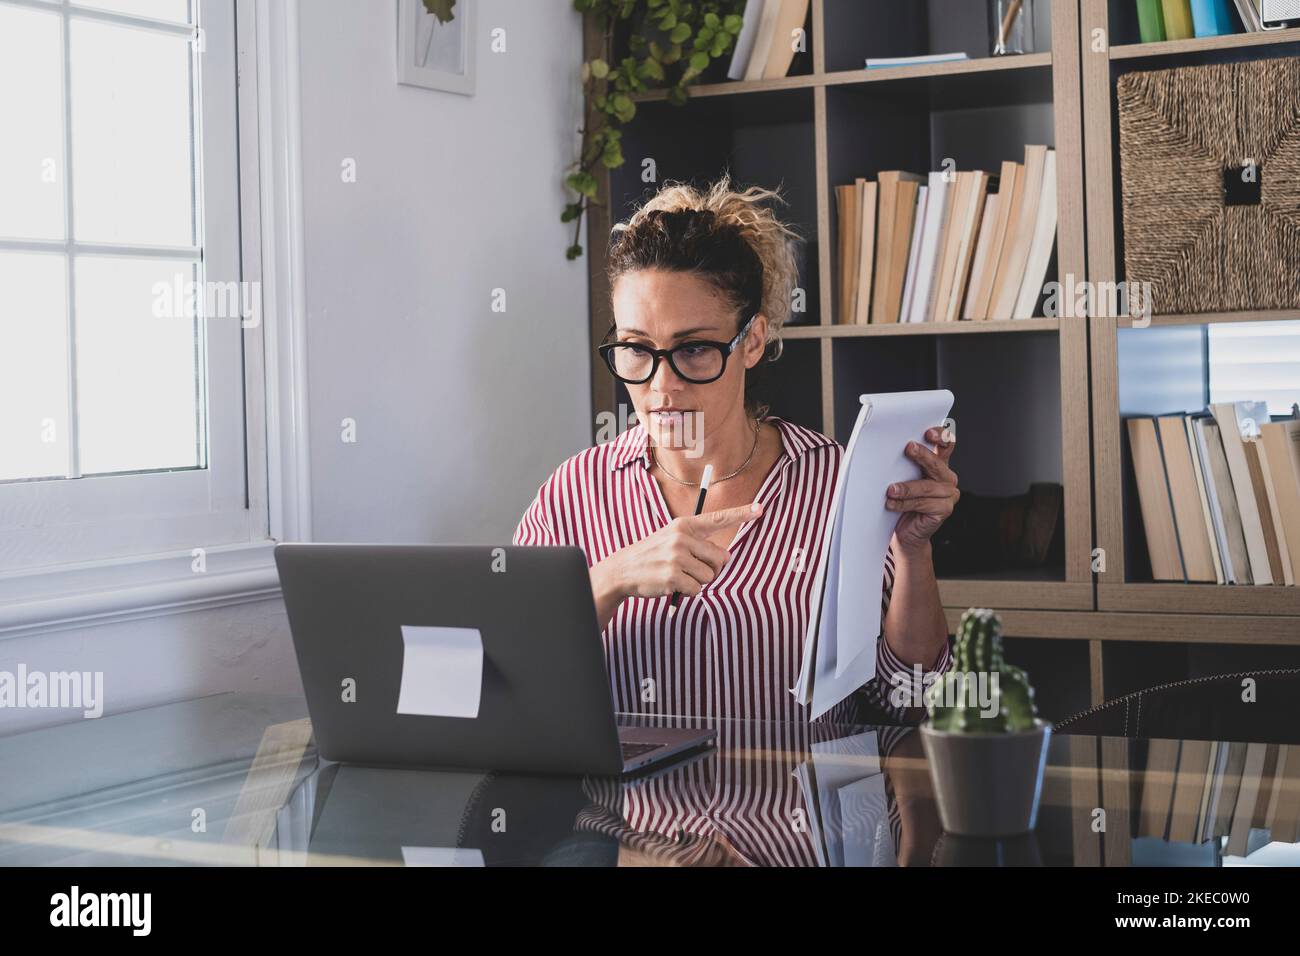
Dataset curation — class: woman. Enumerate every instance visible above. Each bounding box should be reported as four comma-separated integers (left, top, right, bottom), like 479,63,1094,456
515,175,958,725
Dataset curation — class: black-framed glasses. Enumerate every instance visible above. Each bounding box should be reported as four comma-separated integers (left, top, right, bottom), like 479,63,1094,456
598,314,757,385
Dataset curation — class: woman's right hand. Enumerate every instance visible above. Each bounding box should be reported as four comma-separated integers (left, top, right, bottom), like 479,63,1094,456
589,502,762,628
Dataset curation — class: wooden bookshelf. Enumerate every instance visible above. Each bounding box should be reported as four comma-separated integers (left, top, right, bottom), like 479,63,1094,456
582,0,1300,710
1079,0,1300,690
783,317,1062,338
1109,25,1300,58
588,5,1093,592
631,50,1054,101
1115,309,1300,330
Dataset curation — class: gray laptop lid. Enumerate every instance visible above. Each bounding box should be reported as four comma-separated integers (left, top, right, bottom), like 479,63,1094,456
275,544,624,775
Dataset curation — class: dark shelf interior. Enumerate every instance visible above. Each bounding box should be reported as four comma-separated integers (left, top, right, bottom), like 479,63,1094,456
832,332,1067,581
822,0,1054,73
610,87,821,325
1002,636,1092,722
1103,641,1300,702
750,337,821,431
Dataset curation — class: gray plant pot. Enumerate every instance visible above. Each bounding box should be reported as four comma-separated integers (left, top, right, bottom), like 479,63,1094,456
919,720,1051,838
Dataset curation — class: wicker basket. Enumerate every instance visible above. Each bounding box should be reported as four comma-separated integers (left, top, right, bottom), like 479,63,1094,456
1116,58,1300,316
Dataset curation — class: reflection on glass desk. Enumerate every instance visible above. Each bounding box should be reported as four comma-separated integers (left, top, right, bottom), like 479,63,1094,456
1,693,1297,867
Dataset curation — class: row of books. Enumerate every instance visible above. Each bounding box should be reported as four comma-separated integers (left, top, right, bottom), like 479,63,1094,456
1136,0,1230,41
1128,403,1300,585
834,145,1058,325
1072,737,1300,862
1134,0,1279,41
1143,740,1300,852
726,0,810,82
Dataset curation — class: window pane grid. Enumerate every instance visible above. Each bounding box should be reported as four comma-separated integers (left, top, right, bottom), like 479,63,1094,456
0,0,208,484
1208,321,1300,419
2,0,195,34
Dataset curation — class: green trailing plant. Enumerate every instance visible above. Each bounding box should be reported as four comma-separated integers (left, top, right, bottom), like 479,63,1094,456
927,608,1039,733
422,0,457,25
564,0,748,259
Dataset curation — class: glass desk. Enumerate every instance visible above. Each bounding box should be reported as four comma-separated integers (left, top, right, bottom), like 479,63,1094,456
1,693,1296,867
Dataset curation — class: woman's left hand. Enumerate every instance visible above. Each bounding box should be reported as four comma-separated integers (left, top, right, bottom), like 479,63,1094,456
886,426,959,554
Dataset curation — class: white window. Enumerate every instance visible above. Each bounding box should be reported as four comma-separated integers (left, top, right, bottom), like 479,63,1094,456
0,0,266,574
1208,320,1300,419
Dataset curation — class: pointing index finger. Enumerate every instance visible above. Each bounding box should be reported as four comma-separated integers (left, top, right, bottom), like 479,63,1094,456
683,501,763,534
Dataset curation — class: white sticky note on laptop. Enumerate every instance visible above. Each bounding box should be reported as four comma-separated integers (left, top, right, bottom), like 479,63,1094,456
396,625,483,719
400,846,485,867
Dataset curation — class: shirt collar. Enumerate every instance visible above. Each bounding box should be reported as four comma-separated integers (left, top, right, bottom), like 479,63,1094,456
607,416,836,472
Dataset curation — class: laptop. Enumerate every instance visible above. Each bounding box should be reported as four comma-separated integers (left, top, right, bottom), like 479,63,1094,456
274,544,715,776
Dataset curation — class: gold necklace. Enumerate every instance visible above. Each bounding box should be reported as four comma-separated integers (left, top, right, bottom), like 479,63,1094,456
651,421,761,487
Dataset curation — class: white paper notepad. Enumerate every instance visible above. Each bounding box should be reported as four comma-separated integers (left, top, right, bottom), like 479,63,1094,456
396,625,484,719
793,389,954,719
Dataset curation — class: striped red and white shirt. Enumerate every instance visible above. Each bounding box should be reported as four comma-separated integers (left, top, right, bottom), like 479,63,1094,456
514,416,951,725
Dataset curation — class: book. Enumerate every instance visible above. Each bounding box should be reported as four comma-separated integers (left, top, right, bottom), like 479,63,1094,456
1069,736,1102,865
1211,402,1274,585
761,0,811,80
1227,742,1268,856
1253,744,1280,830
967,161,1019,321
1264,745,1298,842
880,178,922,323
727,0,768,80
1244,438,1287,584
1197,740,1228,842
1012,149,1058,320
1184,415,1225,584
907,172,952,324
898,185,929,325
1194,417,1252,584
1100,737,1133,866
1190,0,1238,36
990,145,1049,320
928,170,973,323
1139,738,1181,838
962,194,1000,320
1253,435,1295,586
853,179,879,325
835,183,859,324
872,171,924,324
1260,420,1300,584
1157,415,1218,582
744,0,785,81
1170,741,1213,843
1212,741,1249,841
1129,417,1185,581
865,52,969,68
942,171,990,322
1271,745,1300,843
1162,0,1196,39
1136,0,1168,41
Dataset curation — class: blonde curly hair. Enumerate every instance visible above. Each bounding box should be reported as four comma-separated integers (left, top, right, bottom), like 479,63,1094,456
606,172,803,366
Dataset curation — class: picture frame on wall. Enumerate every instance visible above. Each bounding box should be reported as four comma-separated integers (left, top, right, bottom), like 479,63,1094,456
396,0,475,95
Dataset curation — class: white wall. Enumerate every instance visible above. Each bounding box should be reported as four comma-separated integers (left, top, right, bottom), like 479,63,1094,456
300,0,593,544
0,0,590,736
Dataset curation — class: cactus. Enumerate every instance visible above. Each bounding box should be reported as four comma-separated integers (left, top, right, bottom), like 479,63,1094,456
926,608,1038,733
